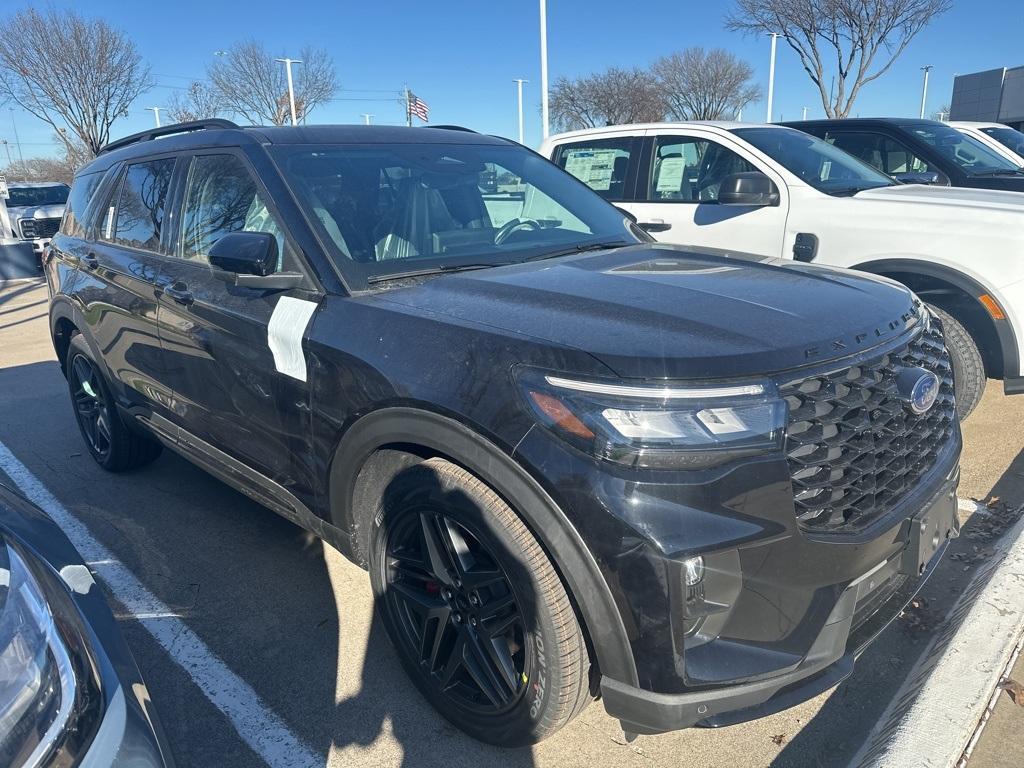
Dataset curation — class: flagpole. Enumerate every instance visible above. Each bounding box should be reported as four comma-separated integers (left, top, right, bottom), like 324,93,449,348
405,87,412,128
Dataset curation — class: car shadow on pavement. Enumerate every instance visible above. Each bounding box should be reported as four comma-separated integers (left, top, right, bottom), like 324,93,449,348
772,448,1024,767
0,359,536,767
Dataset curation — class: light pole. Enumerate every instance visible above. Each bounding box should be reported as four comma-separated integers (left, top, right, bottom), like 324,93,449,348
513,79,528,144
802,106,808,120
275,58,303,126
9,109,24,167
147,107,162,127
766,32,779,123
540,0,549,139
1,139,12,168
361,114,374,125
919,65,933,119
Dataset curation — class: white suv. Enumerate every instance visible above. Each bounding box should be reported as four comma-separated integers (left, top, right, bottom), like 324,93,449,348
949,121,1024,166
540,122,1024,418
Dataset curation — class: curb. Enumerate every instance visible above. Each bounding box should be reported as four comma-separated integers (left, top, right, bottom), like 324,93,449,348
850,508,1024,767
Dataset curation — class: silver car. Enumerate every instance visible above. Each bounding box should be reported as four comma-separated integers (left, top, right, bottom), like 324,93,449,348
6,182,70,258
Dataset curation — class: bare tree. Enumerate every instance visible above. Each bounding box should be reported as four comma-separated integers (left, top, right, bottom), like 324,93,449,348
654,48,761,121
726,0,952,118
0,9,152,157
932,102,950,121
208,41,338,125
165,82,223,124
550,67,665,131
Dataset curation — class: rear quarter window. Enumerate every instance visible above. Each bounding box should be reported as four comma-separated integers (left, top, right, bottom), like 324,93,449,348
61,172,105,238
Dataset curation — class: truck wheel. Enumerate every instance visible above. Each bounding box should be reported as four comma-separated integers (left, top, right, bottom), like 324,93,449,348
369,457,592,746
66,334,162,471
927,304,984,420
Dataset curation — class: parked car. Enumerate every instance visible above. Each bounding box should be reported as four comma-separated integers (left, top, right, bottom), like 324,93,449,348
47,119,960,745
0,482,173,767
5,182,70,264
949,121,1024,165
784,118,1024,192
541,121,1024,418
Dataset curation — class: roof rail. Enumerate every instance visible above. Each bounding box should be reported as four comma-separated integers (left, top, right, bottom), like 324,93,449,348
99,119,241,155
429,125,478,133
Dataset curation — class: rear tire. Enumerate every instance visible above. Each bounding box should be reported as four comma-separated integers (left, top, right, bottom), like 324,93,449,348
928,304,984,420
66,334,162,471
369,458,592,746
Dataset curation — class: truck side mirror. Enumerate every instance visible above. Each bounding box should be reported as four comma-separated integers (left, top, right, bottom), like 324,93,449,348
718,172,781,207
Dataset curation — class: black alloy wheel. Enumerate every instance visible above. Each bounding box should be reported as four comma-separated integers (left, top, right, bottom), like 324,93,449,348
370,458,592,746
383,507,528,714
64,334,162,472
70,353,113,461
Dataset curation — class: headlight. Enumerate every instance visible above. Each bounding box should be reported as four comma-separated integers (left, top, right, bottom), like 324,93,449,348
0,540,77,768
518,370,787,469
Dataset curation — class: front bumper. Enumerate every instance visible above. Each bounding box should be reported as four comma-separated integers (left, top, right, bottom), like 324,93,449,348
600,484,956,734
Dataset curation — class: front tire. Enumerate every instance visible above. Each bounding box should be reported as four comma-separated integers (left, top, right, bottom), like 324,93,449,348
927,304,984,420
369,458,592,746
66,334,162,471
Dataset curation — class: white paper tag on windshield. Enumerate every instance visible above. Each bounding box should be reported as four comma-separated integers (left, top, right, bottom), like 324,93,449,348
267,296,318,382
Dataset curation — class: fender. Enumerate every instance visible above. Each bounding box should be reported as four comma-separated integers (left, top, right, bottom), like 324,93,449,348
853,258,1021,387
327,406,639,687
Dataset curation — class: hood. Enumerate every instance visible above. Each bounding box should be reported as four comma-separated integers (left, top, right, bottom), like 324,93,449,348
378,244,920,380
857,183,1024,213
7,203,65,220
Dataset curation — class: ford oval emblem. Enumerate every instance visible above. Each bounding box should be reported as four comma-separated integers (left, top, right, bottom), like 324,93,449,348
895,367,940,415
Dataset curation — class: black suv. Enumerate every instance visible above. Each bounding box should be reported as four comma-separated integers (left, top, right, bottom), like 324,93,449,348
785,118,1024,191
46,119,961,746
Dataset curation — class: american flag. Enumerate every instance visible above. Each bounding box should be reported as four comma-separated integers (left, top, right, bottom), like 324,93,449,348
408,92,429,122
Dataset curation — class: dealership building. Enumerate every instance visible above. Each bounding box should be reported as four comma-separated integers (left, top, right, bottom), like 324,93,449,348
949,67,1024,129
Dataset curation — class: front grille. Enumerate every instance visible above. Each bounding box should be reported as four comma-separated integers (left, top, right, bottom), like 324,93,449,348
780,322,956,534
19,217,61,239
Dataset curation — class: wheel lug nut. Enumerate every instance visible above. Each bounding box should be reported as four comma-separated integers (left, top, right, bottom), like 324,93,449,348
470,616,477,627
469,594,479,606
453,612,462,623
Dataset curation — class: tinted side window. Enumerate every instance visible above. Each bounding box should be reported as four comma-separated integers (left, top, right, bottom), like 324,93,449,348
61,172,104,238
647,136,756,202
826,131,932,175
179,154,285,269
554,137,638,200
113,159,176,251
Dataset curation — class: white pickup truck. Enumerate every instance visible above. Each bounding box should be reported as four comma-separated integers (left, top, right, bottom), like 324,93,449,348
540,122,1024,418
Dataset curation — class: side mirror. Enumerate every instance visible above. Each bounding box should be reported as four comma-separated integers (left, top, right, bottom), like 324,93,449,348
208,231,303,290
717,172,780,206
208,232,278,276
892,171,942,185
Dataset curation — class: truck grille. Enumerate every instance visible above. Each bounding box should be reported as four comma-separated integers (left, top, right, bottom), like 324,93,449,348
779,322,956,534
19,217,62,239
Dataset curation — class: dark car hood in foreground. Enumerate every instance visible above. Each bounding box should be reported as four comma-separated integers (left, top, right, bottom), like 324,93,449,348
379,244,920,380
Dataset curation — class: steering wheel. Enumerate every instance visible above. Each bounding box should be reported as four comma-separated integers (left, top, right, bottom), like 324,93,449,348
494,218,542,245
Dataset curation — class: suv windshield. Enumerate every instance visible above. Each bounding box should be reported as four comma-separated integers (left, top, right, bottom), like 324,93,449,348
905,123,1021,174
731,127,893,195
980,125,1024,159
7,185,69,208
272,142,637,288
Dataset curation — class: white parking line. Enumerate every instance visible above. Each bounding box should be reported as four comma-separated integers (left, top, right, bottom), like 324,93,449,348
0,440,322,768
849,507,1024,768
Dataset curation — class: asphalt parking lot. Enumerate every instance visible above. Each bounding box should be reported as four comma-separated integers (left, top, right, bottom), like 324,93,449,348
1,278,1023,768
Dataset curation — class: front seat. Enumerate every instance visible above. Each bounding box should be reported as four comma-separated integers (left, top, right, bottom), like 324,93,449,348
374,177,457,261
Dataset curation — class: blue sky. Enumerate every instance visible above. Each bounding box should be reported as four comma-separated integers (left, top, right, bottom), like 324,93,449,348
3,0,1023,159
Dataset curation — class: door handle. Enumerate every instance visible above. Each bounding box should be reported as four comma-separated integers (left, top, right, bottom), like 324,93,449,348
82,252,99,270
637,219,672,233
163,283,194,306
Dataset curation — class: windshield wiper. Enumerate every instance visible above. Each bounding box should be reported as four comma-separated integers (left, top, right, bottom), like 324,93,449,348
366,262,510,285
524,241,630,262
970,168,1024,177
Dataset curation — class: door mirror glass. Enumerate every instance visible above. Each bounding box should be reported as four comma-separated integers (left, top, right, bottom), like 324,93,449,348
717,172,780,206
208,232,278,276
